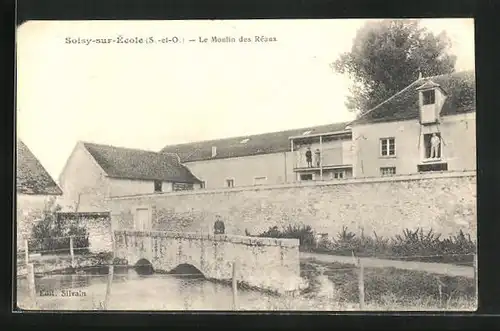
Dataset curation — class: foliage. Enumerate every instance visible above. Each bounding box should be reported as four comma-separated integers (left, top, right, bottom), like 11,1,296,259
319,226,476,265
29,201,90,255
256,224,316,249
333,19,457,114
257,223,475,265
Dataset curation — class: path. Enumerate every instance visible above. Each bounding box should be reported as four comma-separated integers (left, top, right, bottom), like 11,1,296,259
300,252,474,278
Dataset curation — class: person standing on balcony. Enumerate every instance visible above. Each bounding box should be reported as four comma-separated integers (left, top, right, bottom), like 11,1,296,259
315,148,321,167
305,147,312,167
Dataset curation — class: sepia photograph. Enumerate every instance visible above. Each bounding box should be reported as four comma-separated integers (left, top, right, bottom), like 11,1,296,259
15,18,476,311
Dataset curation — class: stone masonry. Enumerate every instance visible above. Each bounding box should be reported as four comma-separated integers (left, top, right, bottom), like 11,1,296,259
113,230,302,293
110,171,476,241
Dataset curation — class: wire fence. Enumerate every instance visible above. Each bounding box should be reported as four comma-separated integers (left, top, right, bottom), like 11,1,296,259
16,234,478,311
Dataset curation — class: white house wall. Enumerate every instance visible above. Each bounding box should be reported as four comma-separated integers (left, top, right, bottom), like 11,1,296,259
57,143,110,212
184,152,297,189
351,112,476,178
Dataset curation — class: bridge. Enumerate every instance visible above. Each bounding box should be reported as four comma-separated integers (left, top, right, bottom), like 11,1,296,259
113,230,303,293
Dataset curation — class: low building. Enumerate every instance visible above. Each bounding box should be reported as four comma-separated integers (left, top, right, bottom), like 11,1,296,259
350,70,476,177
160,122,354,189
58,141,202,213
16,140,63,251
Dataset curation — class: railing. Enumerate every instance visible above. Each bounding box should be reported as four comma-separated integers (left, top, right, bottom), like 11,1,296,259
294,147,345,169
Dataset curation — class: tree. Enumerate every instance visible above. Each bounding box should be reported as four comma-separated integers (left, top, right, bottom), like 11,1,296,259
334,19,457,115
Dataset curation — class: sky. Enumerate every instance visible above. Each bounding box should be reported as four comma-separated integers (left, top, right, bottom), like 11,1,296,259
16,19,475,181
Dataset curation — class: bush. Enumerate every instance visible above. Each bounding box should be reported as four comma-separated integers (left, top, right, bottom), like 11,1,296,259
256,224,476,265
321,226,476,265
29,203,90,255
256,224,316,249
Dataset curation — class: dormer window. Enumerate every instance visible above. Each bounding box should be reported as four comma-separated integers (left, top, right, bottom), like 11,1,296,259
416,80,446,125
422,90,435,105
302,130,312,136
240,138,250,144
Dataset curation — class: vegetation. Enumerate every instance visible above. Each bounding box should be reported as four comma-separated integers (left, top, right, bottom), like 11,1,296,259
333,19,457,115
29,201,90,255
255,224,316,249
300,258,475,310
253,225,476,265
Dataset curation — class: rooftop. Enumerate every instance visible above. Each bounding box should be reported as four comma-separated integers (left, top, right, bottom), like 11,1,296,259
82,142,201,183
160,122,351,162
353,70,476,125
17,140,63,195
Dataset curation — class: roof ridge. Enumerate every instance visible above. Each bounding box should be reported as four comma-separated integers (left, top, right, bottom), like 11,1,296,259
161,121,351,150
83,141,160,154
355,78,423,123
355,70,475,124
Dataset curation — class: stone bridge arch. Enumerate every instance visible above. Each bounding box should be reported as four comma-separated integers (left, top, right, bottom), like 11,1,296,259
114,230,302,293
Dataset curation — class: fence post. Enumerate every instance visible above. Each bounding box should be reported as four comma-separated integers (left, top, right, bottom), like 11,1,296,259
103,265,114,310
232,261,238,310
27,263,37,309
69,236,75,268
24,239,29,265
357,257,365,310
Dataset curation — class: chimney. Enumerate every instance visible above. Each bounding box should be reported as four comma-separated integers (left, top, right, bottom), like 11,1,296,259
211,146,217,157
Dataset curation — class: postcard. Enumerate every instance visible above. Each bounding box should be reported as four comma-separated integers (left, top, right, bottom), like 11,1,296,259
15,18,476,311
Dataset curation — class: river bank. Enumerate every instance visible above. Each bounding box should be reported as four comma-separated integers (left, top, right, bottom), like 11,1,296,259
17,253,476,311
299,258,476,310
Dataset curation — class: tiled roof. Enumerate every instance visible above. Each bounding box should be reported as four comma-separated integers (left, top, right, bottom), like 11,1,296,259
353,70,476,125
160,122,351,162
83,142,201,183
16,140,63,195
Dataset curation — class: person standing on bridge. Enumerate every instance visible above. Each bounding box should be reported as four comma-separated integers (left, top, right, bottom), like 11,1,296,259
214,216,225,234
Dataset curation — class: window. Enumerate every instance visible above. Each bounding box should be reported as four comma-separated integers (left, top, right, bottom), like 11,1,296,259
173,182,194,191
154,180,162,193
226,179,234,188
253,176,267,186
333,170,344,179
380,167,396,176
200,181,206,189
422,90,436,105
380,138,396,156
211,146,217,157
423,133,442,160
300,174,313,181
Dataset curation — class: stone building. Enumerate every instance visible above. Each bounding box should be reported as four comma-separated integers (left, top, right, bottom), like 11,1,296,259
350,70,476,177
57,141,202,213
16,139,63,251
160,122,354,189
159,70,475,189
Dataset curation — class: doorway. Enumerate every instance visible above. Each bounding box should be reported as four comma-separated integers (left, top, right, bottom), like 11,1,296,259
135,208,150,231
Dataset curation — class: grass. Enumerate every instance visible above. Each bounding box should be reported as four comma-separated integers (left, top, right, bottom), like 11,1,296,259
300,258,477,311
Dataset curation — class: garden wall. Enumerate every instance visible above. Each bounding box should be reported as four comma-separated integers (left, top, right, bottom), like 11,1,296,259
109,171,477,240
57,212,113,253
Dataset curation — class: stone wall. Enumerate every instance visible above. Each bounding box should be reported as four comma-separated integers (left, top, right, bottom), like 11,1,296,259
16,194,52,252
57,213,113,253
110,171,476,240
114,230,302,293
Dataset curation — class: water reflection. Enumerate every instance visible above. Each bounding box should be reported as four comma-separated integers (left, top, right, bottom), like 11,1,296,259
17,269,337,311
